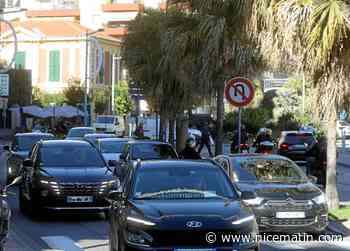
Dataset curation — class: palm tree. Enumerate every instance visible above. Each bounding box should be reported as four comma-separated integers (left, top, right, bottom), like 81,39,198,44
251,0,350,209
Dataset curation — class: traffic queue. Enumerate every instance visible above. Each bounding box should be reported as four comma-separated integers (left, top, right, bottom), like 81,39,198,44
0,124,328,251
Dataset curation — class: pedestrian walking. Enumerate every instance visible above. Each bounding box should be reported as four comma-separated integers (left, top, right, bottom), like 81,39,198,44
198,123,213,157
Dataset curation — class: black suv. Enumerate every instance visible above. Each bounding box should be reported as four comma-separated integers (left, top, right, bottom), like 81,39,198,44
277,131,318,168
19,140,115,216
214,154,328,233
107,160,259,251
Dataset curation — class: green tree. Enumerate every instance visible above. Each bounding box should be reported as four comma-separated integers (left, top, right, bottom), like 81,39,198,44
252,0,350,209
115,81,133,134
94,87,110,115
32,87,65,107
62,79,84,106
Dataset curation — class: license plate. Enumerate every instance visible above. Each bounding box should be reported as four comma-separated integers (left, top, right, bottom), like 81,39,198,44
276,212,305,219
67,196,93,203
175,249,216,251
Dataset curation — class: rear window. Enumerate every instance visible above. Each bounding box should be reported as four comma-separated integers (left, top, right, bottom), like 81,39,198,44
132,144,178,160
15,135,55,151
68,128,95,138
283,133,315,145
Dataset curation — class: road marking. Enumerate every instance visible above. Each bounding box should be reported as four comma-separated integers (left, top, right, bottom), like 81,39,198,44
41,236,83,251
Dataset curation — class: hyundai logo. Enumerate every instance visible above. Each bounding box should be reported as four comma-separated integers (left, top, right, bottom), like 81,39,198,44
186,221,203,228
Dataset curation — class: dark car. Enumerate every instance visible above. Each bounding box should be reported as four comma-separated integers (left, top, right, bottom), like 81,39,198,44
19,140,115,216
117,141,179,179
107,160,259,251
6,132,55,182
214,154,328,233
277,131,318,169
84,133,118,147
66,127,96,140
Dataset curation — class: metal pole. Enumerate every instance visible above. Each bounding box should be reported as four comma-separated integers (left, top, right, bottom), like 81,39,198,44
155,112,159,140
111,55,116,114
238,108,242,152
84,30,89,126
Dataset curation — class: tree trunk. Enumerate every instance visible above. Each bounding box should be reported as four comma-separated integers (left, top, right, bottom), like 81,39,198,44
176,113,188,152
123,115,129,137
159,114,167,142
215,82,225,155
168,118,175,146
326,104,339,209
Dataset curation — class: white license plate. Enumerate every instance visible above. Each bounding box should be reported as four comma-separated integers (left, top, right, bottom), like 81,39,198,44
67,196,93,203
276,212,305,219
175,249,216,251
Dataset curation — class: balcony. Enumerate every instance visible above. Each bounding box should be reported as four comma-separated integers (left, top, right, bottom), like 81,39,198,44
102,3,144,13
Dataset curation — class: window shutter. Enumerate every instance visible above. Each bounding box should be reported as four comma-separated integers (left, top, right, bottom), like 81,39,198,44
49,50,60,82
15,51,26,69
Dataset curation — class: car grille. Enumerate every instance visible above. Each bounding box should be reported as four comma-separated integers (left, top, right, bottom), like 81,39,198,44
260,217,315,227
59,183,101,195
265,200,313,211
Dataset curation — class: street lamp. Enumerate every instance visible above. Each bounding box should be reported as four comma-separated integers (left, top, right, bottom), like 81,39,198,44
112,56,122,114
84,28,103,126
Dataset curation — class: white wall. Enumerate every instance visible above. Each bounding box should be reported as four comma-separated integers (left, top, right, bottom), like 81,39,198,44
143,0,162,8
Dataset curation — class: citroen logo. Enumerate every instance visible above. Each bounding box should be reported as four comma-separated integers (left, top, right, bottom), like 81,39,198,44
186,221,203,228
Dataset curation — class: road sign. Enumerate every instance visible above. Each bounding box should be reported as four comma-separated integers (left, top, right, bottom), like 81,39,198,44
224,77,255,107
0,74,9,96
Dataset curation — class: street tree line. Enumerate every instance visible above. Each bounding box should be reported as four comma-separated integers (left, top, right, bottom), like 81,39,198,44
122,0,350,209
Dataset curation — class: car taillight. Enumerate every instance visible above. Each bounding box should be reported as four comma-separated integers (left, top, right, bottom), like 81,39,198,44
280,143,289,150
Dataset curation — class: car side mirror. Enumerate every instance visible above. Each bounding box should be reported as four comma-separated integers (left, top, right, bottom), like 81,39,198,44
241,191,257,200
308,175,318,184
107,190,124,201
3,145,10,151
23,158,33,167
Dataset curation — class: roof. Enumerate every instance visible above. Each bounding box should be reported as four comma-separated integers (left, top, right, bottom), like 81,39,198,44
26,9,80,18
138,160,218,169
84,133,116,138
15,132,55,137
41,140,91,146
128,140,172,145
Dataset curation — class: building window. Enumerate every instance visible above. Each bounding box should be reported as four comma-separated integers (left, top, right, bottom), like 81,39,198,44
15,51,26,69
49,50,60,82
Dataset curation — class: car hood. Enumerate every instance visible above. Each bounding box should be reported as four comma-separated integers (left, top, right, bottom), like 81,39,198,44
40,166,112,183
130,199,251,224
236,182,321,200
13,151,29,159
102,153,121,162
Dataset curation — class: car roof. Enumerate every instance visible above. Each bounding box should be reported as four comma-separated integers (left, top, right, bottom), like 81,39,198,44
69,127,95,130
84,133,115,138
138,160,219,170
97,137,131,142
15,132,55,137
221,153,290,161
128,140,172,145
41,140,92,147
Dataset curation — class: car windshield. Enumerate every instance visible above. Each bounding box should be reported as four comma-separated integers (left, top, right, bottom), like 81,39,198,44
67,128,95,138
236,158,307,183
100,141,127,153
16,135,55,151
41,145,105,167
133,165,236,200
284,133,315,145
96,117,115,124
132,144,177,160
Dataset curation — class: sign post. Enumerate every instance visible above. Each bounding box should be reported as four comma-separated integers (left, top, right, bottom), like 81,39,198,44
224,77,255,153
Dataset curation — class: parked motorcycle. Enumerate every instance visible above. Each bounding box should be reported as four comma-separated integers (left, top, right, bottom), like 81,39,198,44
0,176,22,251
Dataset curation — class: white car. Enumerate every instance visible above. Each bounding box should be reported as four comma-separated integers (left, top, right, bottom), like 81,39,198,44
94,115,123,134
337,120,350,138
96,138,130,163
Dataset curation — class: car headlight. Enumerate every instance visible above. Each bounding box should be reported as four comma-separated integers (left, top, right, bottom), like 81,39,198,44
127,216,156,226
39,179,59,194
313,193,326,204
243,197,264,206
232,215,255,225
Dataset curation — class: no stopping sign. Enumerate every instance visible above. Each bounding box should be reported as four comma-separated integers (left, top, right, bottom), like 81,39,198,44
224,77,255,107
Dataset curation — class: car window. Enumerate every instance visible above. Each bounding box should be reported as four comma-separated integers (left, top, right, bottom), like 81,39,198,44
283,133,315,145
131,144,177,160
15,135,55,151
100,141,127,153
132,165,236,200
41,145,105,168
236,158,307,183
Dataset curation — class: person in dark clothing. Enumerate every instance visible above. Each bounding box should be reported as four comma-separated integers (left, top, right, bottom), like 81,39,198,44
179,138,202,160
198,123,213,157
253,128,273,148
